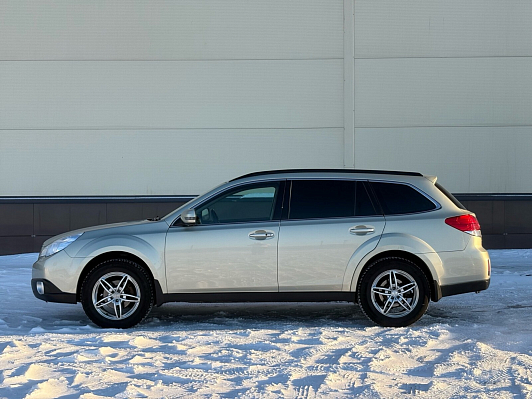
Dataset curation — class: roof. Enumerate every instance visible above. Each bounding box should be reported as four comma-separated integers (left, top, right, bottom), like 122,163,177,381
230,169,423,181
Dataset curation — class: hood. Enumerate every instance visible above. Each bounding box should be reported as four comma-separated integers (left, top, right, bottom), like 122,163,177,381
41,219,168,247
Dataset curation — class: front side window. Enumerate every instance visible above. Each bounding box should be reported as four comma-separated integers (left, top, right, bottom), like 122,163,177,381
371,181,437,215
195,183,280,224
288,180,378,220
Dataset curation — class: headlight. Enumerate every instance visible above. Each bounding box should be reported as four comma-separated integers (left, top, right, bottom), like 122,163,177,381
39,233,83,258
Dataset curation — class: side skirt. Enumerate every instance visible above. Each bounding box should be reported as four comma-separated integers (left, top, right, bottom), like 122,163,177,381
153,281,354,306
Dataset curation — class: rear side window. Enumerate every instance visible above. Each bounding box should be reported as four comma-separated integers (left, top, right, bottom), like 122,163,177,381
288,180,378,219
371,182,437,215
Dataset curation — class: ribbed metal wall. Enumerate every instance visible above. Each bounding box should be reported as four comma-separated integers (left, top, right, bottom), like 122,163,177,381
353,0,532,193
0,0,345,196
1,1,532,253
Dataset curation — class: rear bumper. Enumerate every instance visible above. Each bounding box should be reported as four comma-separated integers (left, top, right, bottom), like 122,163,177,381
432,278,490,302
31,278,77,304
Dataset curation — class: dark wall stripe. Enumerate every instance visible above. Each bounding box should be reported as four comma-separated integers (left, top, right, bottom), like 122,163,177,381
0,194,531,254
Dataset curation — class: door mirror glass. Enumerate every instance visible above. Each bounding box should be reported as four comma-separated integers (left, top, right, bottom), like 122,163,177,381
180,209,197,225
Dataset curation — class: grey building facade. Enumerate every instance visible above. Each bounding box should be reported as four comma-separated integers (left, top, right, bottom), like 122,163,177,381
1,1,531,254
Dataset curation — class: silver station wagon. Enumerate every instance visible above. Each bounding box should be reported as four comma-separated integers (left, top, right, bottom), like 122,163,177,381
32,169,490,328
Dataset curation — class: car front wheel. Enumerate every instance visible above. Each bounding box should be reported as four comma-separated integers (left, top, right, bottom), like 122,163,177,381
357,257,430,327
81,259,153,328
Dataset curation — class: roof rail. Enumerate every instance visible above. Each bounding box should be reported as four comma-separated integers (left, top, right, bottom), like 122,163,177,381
230,169,423,181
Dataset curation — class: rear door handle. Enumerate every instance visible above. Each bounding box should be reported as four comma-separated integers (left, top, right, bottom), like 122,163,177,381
349,225,375,235
249,230,275,240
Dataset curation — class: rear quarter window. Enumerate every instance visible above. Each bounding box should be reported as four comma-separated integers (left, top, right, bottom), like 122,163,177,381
371,182,437,215
435,182,466,210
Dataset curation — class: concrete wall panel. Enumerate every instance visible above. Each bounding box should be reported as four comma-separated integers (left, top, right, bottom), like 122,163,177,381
0,60,343,130
355,0,532,58
0,129,344,196
0,0,343,60
354,127,532,193
354,57,532,128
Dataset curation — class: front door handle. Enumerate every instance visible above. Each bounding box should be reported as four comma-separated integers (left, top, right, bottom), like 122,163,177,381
349,225,375,235
249,230,275,240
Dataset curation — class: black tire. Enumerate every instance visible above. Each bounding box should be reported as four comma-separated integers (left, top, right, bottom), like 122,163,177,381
357,257,430,327
81,259,154,328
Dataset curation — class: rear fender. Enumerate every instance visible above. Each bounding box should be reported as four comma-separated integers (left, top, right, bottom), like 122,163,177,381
343,233,444,292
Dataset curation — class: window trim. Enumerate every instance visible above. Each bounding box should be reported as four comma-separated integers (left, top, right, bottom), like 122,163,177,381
367,179,441,216
284,179,382,222
171,180,285,227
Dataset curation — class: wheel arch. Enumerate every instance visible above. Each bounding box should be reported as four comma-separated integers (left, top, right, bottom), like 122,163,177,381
351,250,441,302
76,251,163,304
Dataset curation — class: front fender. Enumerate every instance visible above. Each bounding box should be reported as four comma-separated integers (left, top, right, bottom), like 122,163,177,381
343,233,444,292
71,235,166,292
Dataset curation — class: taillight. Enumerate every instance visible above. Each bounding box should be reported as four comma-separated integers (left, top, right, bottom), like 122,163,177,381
445,214,481,236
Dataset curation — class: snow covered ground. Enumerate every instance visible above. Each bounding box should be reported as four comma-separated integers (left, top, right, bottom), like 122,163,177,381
0,250,531,398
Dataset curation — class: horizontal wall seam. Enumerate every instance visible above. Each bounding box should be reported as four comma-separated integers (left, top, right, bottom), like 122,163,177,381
0,127,345,131
355,125,532,129
0,196,196,204
0,58,344,62
355,56,532,60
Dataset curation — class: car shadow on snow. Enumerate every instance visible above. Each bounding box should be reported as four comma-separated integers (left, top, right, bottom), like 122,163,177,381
5,293,510,334
143,301,375,330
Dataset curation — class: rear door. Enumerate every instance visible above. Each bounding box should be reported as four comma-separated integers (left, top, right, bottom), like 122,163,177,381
278,180,385,291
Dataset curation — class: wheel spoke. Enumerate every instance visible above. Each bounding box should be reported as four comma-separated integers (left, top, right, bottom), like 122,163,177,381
400,282,417,294
99,278,114,294
397,295,413,312
372,286,392,296
114,301,122,319
121,294,140,303
116,275,129,293
390,270,398,289
95,295,113,308
382,297,395,314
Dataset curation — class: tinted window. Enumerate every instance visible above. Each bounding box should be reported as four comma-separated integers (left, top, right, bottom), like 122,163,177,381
289,180,355,219
355,182,379,216
371,182,437,215
196,183,279,224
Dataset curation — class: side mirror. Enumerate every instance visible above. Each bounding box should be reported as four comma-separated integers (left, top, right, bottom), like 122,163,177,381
180,209,197,225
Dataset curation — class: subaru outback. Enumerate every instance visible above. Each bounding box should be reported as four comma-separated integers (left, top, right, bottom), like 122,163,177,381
32,169,490,328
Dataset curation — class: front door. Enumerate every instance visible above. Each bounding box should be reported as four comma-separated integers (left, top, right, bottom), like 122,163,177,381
165,181,283,293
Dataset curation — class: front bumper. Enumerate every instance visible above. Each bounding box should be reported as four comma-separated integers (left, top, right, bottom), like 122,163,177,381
32,250,82,295
31,278,77,304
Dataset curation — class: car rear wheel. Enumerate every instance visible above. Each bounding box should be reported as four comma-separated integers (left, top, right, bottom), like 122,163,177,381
357,257,430,327
81,259,153,328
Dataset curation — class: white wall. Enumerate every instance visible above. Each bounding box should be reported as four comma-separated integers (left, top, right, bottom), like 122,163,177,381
0,130,344,196
0,0,344,195
1,1,531,195
353,0,532,193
